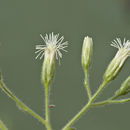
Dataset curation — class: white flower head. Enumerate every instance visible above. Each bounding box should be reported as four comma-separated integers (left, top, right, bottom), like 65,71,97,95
35,32,68,60
111,38,130,57
104,38,130,82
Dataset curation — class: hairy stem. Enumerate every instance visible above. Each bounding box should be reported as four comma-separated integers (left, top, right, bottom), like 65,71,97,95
92,98,130,107
110,94,121,100
45,84,52,130
84,69,91,99
0,120,8,130
0,80,47,127
62,80,108,130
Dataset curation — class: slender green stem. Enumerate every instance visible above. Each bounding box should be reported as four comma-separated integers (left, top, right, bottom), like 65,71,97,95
45,84,52,130
92,98,130,107
62,80,108,130
84,69,91,99
0,120,8,130
0,80,47,127
110,94,121,100
45,86,49,122
45,122,52,130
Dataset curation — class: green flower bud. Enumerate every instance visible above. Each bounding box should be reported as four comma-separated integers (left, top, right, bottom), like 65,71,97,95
115,76,130,96
104,38,130,82
42,46,56,86
35,32,68,87
81,36,93,70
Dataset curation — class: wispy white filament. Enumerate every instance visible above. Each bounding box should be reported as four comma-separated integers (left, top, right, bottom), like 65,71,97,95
35,32,68,60
111,38,130,56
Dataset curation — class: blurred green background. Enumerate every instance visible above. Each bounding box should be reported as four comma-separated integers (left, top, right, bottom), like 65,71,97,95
0,0,130,130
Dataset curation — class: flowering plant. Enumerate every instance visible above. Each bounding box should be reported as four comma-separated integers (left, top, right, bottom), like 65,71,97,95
0,33,129,130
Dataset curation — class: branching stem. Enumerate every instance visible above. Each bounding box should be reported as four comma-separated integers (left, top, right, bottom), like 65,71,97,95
92,98,130,107
0,80,47,128
62,80,108,130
